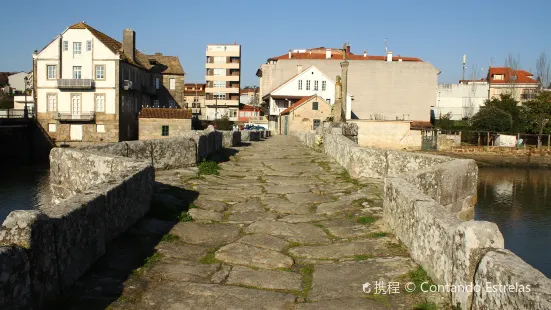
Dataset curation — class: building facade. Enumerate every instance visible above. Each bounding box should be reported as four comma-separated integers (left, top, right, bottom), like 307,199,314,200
205,44,241,121
257,46,439,122
183,83,206,118
33,22,183,144
488,67,539,103
279,95,330,135
434,81,489,120
8,72,32,93
138,108,192,140
141,53,185,108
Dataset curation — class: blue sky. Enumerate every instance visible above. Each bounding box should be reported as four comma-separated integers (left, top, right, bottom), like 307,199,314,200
2,0,550,86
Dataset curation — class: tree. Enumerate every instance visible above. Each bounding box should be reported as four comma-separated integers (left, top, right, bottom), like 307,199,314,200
523,91,551,147
536,51,551,89
481,94,526,132
505,53,521,98
471,106,513,132
435,112,455,130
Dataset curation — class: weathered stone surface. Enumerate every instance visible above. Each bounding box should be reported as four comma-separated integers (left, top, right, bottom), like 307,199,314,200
135,218,173,235
155,243,208,261
245,221,330,245
211,265,232,284
296,298,390,310
171,223,240,246
278,214,326,223
226,266,302,291
286,193,333,204
265,202,312,215
316,200,359,215
215,243,294,269
193,199,227,212
149,261,220,283
309,258,417,301
325,225,374,238
227,211,277,223
473,249,551,310
264,185,311,194
188,208,223,222
237,234,289,252
228,200,265,213
289,239,395,260
0,246,31,309
141,282,296,309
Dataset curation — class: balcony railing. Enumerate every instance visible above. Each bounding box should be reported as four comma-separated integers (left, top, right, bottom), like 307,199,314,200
57,79,95,89
0,108,34,119
54,112,95,121
521,94,537,100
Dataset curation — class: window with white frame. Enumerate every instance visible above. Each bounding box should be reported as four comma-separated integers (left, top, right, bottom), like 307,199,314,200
48,123,56,132
63,41,68,51
213,69,225,76
47,65,56,79
298,80,303,90
95,65,105,80
214,81,225,88
213,56,226,64
214,93,226,100
73,42,82,55
322,81,327,91
153,100,160,108
86,40,92,51
47,94,57,111
314,80,319,91
73,66,82,79
95,94,105,112
306,80,311,90
169,78,176,90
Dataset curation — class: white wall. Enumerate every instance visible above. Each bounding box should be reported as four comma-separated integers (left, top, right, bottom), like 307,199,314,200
350,120,422,150
435,83,489,120
8,72,30,91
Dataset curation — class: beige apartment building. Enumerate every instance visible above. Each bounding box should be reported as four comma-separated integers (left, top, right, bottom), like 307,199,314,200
183,83,206,118
205,44,241,121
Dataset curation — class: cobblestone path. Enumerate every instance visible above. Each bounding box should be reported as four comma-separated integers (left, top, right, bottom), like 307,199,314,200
63,135,443,309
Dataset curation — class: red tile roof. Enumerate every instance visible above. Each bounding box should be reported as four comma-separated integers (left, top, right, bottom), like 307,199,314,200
280,96,314,115
139,108,192,119
240,104,261,112
268,48,422,62
489,67,538,84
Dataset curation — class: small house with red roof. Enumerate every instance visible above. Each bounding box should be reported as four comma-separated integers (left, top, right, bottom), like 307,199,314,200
488,67,539,102
279,95,330,135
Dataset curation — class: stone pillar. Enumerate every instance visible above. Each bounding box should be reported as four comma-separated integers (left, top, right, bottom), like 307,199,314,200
332,76,344,122
340,60,349,121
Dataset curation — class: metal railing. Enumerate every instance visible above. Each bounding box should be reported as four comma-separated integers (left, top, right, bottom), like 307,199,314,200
0,108,34,118
53,111,95,121
57,79,94,89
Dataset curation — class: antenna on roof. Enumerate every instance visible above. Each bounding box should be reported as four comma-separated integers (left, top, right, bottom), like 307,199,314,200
384,38,388,53
462,54,467,81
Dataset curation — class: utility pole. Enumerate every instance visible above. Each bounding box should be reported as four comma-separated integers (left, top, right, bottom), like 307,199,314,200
462,54,467,82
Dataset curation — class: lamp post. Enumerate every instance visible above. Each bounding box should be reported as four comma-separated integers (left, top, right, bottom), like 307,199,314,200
23,76,29,119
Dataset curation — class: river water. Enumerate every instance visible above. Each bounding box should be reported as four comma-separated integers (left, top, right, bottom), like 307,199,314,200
476,167,551,278
0,166,50,222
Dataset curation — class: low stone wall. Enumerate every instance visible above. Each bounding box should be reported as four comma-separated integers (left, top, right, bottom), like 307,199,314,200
451,145,551,156
292,125,551,309
241,130,270,142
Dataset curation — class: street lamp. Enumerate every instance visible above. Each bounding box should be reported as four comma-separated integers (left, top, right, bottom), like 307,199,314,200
23,76,28,119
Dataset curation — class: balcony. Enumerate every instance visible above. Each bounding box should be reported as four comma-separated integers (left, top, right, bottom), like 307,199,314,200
57,79,94,89
54,112,95,121
521,93,537,100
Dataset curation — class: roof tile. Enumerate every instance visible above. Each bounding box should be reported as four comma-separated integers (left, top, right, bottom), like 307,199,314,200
139,108,192,119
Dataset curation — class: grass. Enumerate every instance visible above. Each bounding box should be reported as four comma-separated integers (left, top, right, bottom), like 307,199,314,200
413,299,438,310
356,216,376,224
188,203,199,209
198,160,220,176
368,232,388,238
132,252,163,275
161,234,179,243
300,265,315,299
198,249,218,264
178,212,193,222
353,254,373,261
407,266,433,293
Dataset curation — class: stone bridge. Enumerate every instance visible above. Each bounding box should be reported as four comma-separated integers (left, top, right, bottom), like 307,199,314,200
59,135,444,309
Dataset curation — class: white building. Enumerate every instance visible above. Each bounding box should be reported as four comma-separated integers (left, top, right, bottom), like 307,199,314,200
8,72,31,93
262,65,352,131
205,44,241,121
434,81,489,120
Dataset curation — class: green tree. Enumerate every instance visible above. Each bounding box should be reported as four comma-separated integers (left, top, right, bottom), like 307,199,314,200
471,106,513,132
213,115,234,131
523,91,551,147
434,112,454,130
482,94,526,132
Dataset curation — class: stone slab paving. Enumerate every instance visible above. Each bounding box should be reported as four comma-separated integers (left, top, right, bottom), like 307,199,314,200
61,136,444,309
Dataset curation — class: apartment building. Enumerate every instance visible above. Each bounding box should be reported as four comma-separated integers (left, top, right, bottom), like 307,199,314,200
205,44,241,120
257,46,439,124
488,67,539,102
434,80,489,120
33,22,183,144
183,83,206,118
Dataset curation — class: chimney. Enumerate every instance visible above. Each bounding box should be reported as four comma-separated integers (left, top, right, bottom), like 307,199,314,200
326,49,332,59
123,29,136,62
288,49,292,59
297,65,303,74
363,50,367,57
346,45,351,54
386,51,393,62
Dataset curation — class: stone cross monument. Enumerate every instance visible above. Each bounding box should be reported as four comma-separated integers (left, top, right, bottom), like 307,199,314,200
331,76,345,122
340,43,349,122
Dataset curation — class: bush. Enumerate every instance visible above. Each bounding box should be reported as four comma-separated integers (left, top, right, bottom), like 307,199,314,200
471,106,513,132
213,115,234,131
197,160,220,176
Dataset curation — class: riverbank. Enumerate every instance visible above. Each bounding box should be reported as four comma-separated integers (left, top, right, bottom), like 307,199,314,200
431,152,551,168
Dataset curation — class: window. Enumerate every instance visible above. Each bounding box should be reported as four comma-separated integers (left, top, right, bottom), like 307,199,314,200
47,94,57,111
214,93,226,100
214,81,225,88
314,80,319,91
72,66,82,79
48,123,56,132
230,109,237,118
96,124,105,132
306,80,311,90
322,81,327,91
313,119,321,129
298,80,303,90
155,78,160,89
161,125,169,136
213,56,226,64
153,100,160,108
73,42,82,54
63,41,68,51
95,94,105,112
95,65,105,80
47,65,56,79
326,98,331,104
86,40,92,51
169,78,176,90
312,102,319,110
169,100,176,108
214,68,225,76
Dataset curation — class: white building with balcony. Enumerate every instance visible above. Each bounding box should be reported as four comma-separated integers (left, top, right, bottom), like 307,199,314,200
205,44,241,120
34,22,156,143
262,66,352,132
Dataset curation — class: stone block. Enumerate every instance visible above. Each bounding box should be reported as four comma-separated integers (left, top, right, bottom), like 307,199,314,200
386,150,452,176
0,246,31,309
